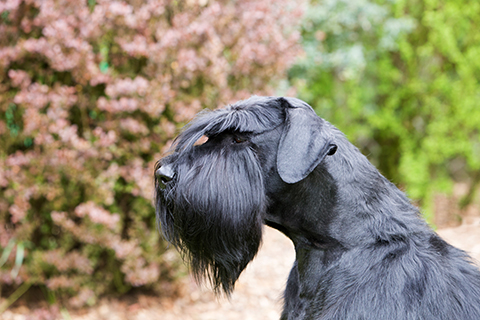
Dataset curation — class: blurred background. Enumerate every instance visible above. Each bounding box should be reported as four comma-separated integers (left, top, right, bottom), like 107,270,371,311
1,0,479,318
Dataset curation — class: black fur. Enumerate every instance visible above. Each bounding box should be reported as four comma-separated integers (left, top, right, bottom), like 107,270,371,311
154,96,480,319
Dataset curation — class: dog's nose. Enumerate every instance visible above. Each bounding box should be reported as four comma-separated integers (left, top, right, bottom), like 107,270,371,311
156,164,175,188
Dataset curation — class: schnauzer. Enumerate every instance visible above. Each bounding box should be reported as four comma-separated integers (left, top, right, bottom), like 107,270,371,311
154,96,480,319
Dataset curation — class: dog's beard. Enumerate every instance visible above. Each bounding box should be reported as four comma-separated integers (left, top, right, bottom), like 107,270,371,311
156,146,266,295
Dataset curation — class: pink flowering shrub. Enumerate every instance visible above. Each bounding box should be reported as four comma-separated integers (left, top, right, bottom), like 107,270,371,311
0,0,302,306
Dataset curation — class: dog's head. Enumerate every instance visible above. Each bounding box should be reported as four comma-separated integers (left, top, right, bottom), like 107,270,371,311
154,96,338,294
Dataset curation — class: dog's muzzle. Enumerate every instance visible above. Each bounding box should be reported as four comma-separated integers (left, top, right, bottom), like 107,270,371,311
156,164,175,189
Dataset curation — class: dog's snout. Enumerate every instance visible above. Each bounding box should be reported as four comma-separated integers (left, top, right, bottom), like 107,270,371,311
156,164,175,188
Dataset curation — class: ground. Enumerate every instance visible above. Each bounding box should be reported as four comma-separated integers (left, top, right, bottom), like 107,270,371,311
3,216,480,320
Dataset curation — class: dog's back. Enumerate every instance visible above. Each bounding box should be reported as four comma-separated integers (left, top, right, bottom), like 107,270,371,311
289,234,480,319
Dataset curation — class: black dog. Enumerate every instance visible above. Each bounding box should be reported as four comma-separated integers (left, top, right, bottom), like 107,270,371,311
154,96,480,319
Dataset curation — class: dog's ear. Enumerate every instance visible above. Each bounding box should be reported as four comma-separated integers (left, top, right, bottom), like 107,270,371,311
276,97,336,184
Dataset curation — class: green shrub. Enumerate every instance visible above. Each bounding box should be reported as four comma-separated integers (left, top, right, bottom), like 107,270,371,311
290,0,480,222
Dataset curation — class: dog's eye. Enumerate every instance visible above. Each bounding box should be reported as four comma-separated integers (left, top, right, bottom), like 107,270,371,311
233,136,247,144
327,144,337,156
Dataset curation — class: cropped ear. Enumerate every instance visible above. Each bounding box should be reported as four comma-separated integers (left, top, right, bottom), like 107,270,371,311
277,97,336,184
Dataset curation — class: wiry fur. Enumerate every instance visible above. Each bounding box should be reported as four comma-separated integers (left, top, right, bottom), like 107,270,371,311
154,96,480,319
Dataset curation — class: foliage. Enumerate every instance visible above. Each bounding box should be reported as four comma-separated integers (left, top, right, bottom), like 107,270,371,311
0,0,302,306
290,0,480,221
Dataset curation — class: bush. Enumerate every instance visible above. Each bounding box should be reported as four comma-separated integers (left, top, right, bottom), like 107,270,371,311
0,0,302,306
290,0,480,222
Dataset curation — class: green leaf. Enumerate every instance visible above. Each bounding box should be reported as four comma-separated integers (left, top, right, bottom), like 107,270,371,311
11,242,24,278
100,61,109,74
0,238,16,268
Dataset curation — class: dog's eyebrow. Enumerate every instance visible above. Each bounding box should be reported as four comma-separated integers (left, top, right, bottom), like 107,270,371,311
210,106,283,134
174,101,284,151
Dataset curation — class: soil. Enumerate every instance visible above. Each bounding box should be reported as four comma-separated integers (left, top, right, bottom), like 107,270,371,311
3,219,480,320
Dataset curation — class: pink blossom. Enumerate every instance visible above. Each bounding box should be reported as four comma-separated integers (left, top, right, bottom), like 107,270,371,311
120,118,149,135
46,275,75,290
8,69,31,88
0,0,22,12
74,202,120,230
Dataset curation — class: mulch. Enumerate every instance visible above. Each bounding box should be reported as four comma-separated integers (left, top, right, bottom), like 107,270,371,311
3,219,480,320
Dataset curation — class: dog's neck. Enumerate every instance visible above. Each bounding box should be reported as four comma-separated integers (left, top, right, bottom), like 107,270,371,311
265,138,432,301
265,137,429,251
